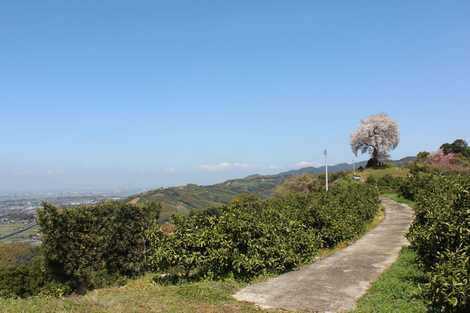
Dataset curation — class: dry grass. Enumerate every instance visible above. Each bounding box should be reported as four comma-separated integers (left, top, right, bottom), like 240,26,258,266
128,197,140,205
0,276,288,313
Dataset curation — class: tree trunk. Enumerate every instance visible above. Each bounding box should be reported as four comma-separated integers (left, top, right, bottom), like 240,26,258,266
366,147,381,168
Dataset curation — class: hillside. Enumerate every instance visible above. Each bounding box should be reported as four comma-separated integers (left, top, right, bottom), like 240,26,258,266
130,157,415,222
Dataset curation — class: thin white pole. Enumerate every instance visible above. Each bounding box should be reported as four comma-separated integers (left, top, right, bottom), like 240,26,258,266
324,149,329,192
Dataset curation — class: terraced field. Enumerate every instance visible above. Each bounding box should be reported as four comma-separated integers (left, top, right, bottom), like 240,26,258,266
0,223,40,243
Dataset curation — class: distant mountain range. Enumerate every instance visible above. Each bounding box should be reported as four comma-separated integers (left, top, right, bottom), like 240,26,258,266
129,157,415,222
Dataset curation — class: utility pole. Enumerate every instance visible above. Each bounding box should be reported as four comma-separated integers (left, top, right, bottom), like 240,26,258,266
324,149,329,192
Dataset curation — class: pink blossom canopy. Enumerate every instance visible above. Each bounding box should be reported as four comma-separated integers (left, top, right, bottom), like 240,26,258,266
351,113,400,160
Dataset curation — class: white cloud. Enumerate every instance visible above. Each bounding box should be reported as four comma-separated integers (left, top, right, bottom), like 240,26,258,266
291,161,316,169
199,162,253,172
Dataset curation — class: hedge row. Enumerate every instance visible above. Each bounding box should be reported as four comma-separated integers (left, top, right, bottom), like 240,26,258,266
38,201,160,291
0,201,160,298
407,173,470,312
308,180,380,247
147,180,379,282
1,180,379,297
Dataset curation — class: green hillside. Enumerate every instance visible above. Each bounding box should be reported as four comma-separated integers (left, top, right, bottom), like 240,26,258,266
129,174,284,222
130,158,414,222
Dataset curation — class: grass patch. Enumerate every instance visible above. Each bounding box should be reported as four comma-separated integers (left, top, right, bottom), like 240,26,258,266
351,247,427,313
0,247,426,313
0,276,287,313
350,166,409,181
0,224,25,236
382,192,416,208
0,223,40,243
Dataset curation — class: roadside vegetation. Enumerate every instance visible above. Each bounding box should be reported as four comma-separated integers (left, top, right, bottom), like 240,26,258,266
0,137,468,313
147,180,379,283
0,180,379,298
357,141,470,313
352,248,428,313
406,172,469,312
0,277,282,313
0,179,379,313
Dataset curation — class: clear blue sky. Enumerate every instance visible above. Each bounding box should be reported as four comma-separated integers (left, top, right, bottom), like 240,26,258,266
1,1,469,193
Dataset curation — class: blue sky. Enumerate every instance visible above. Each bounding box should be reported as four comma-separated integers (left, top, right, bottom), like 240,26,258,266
1,1,469,193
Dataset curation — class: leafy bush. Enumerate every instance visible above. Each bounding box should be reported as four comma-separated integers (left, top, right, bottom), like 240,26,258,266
307,180,379,247
417,151,431,161
148,199,319,282
0,243,54,298
399,173,431,201
147,180,379,282
407,173,470,312
0,253,72,298
366,174,405,193
37,201,160,292
426,248,469,312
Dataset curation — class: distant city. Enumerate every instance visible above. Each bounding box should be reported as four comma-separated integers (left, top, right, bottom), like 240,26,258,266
0,189,142,218
0,189,143,244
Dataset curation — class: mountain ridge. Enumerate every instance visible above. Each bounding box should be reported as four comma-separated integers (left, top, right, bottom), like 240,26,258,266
130,157,415,221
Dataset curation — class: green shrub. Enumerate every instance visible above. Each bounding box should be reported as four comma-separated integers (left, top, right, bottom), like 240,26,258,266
399,170,436,201
426,248,469,313
308,180,379,247
0,242,57,299
408,175,469,268
37,201,160,292
147,180,379,282
0,254,64,298
366,174,405,193
148,199,320,282
407,173,470,312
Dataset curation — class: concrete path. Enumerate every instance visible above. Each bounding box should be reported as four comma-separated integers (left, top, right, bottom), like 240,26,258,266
233,198,414,313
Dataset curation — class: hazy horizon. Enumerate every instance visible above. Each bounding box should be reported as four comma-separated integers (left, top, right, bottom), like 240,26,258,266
2,2,469,193
0,155,430,195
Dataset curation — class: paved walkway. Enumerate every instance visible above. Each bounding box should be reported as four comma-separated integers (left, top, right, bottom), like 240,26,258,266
233,198,414,313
